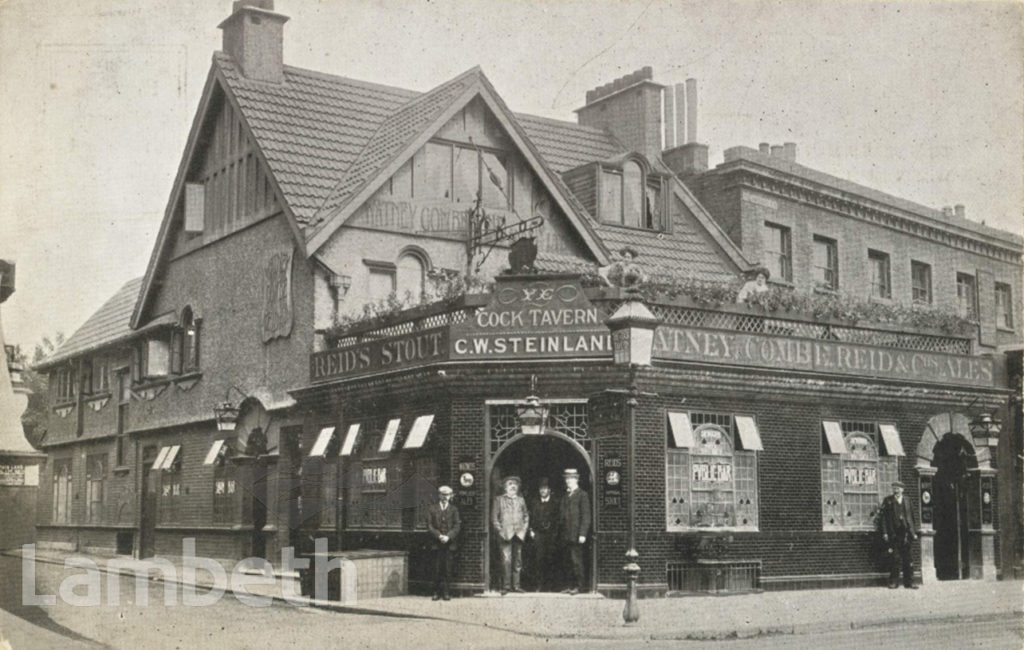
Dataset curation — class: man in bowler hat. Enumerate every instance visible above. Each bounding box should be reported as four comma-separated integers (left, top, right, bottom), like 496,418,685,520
527,477,561,591
879,481,919,589
426,485,460,600
492,475,529,595
560,468,591,595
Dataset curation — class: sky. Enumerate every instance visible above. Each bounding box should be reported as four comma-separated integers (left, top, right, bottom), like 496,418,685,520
0,0,1021,352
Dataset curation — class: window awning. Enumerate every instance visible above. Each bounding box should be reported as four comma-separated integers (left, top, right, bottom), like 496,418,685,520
309,427,336,457
378,418,401,453
340,423,360,456
668,412,694,448
879,424,906,456
151,446,170,471
822,421,848,454
203,439,226,466
403,415,435,449
160,445,181,470
734,416,763,451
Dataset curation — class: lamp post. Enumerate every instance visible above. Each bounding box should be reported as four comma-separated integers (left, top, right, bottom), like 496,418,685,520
605,293,660,624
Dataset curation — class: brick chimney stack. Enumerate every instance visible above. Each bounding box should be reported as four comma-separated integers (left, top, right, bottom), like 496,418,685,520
576,67,665,161
219,0,289,84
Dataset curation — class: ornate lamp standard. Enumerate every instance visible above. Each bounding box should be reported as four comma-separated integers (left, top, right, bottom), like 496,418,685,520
605,292,660,624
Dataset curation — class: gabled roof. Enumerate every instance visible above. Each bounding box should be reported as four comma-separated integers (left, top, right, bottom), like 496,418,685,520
37,278,143,370
301,67,609,262
310,66,483,230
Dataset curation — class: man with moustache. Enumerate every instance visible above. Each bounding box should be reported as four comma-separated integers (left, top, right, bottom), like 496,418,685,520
492,475,529,595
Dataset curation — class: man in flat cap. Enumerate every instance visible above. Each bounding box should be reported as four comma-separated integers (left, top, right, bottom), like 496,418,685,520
492,475,529,595
879,481,918,589
560,468,591,595
427,485,460,600
527,477,561,591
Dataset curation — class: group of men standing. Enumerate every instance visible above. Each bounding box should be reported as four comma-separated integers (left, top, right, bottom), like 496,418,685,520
426,468,591,600
492,468,591,595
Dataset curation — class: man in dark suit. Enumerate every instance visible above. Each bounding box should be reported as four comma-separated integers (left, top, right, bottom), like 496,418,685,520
879,481,918,589
527,477,561,591
559,468,591,595
426,485,460,600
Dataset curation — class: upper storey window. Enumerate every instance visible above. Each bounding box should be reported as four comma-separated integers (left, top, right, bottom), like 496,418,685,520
600,158,663,230
762,222,792,282
399,141,511,212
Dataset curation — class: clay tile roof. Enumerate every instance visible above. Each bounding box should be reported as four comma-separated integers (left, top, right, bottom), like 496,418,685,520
216,53,417,227
214,56,739,277
38,278,143,369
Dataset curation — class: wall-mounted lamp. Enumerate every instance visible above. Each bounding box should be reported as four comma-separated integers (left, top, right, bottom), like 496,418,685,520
213,385,249,431
969,412,1001,448
517,394,549,436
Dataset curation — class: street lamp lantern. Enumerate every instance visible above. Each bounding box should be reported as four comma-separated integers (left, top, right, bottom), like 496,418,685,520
606,298,660,367
969,412,1001,448
605,291,660,625
517,394,549,436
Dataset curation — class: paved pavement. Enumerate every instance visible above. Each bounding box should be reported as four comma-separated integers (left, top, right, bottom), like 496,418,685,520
4,547,1022,642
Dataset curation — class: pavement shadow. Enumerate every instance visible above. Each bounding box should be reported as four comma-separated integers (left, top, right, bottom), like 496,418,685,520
0,553,103,646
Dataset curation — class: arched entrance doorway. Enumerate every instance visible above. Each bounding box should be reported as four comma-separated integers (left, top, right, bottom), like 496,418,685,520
932,432,977,580
488,433,594,592
916,412,993,581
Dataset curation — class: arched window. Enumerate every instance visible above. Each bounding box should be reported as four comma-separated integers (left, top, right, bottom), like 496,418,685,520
621,161,643,228
396,251,427,305
599,157,661,230
182,307,200,372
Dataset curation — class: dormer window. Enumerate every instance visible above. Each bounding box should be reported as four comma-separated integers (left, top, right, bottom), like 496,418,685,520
599,157,663,230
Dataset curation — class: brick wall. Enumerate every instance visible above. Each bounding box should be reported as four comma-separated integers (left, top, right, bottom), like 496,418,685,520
301,361,999,592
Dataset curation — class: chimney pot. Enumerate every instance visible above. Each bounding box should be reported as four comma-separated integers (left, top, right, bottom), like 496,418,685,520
942,206,953,217
770,144,784,157
685,78,698,144
759,143,770,154
219,2,289,83
954,204,965,219
783,142,797,162
640,66,653,80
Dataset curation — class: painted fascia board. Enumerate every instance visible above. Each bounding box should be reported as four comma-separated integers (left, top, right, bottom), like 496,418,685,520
306,81,487,254
668,175,754,273
131,57,306,329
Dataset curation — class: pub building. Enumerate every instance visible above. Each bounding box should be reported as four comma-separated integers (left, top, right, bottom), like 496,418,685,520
32,0,1021,597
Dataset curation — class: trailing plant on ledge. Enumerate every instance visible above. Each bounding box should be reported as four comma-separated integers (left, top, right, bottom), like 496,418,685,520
323,263,976,339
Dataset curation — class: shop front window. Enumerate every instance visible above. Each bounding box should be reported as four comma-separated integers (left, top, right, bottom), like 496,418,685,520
821,421,901,530
666,412,761,531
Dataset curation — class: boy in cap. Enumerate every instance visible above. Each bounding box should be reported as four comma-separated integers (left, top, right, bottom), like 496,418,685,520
560,468,591,595
527,477,561,591
492,475,529,594
879,481,918,589
427,485,460,600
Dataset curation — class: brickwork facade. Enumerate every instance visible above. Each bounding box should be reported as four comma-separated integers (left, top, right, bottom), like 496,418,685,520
296,355,1005,595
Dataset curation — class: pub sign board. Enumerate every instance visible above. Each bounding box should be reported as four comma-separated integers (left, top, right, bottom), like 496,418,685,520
311,277,610,382
310,276,994,388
